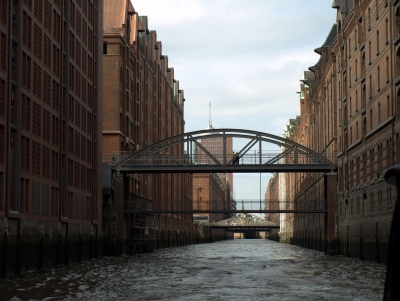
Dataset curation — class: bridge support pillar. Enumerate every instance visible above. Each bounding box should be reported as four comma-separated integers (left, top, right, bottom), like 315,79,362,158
325,172,338,255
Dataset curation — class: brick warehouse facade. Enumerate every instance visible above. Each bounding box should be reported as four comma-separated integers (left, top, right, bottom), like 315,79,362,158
193,173,230,224
0,0,103,275
102,0,195,255
266,0,400,262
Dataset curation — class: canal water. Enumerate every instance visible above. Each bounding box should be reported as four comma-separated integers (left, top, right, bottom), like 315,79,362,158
0,239,386,300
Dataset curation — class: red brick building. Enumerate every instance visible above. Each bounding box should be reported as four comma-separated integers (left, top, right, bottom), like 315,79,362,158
102,0,194,254
0,0,103,275
193,173,229,223
266,0,400,263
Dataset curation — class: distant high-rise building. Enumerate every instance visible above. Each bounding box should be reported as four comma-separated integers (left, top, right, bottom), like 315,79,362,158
192,105,234,222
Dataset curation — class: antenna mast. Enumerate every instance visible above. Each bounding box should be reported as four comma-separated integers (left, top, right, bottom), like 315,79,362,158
209,102,212,128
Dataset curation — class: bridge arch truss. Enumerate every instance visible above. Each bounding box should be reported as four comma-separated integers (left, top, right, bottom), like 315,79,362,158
112,128,337,173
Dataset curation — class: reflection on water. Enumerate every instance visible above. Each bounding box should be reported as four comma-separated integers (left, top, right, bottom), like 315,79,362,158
0,239,386,300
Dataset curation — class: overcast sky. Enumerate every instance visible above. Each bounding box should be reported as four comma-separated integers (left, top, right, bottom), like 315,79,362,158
130,0,338,202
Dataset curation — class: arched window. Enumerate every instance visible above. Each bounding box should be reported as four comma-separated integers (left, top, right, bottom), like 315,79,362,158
356,90,358,111
362,152,367,183
378,143,383,175
368,41,372,63
377,30,380,54
350,160,354,188
370,148,375,180
355,59,358,80
355,29,358,49
349,68,352,86
378,66,380,90
386,138,392,169
356,122,359,140
363,193,367,216
397,133,400,164
370,109,373,131
386,19,389,44
369,75,372,97
386,56,390,81
378,102,381,124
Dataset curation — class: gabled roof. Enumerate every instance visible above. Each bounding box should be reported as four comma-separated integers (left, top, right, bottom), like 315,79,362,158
314,24,337,54
332,0,354,23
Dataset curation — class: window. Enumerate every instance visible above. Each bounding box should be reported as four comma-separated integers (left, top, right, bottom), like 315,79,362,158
23,12,32,49
51,186,59,217
0,79,5,118
0,125,4,164
103,41,107,54
42,146,50,179
355,29,357,50
368,41,371,63
44,0,52,32
378,67,380,90
378,102,381,124
32,101,42,137
43,109,50,142
0,1,7,26
386,57,390,81
20,136,30,172
43,71,51,106
51,151,59,182
33,62,42,98
0,33,5,72
356,90,358,110
370,148,375,180
32,141,41,176
34,0,43,22
33,23,43,60
19,178,28,214
369,75,372,97
386,19,389,44
387,139,392,168
356,122,359,140
377,31,380,55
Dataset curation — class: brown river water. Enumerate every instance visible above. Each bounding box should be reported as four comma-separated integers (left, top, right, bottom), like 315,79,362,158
0,239,386,300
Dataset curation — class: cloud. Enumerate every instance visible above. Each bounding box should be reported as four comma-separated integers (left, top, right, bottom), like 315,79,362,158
130,0,337,199
134,0,207,26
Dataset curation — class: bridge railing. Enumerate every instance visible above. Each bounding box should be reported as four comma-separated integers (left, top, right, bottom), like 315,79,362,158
121,199,327,213
103,152,337,166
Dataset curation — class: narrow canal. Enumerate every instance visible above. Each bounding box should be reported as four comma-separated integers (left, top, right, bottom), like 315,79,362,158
0,239,386,300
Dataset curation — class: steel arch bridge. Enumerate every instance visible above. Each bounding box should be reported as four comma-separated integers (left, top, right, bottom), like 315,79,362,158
111,128,337,173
